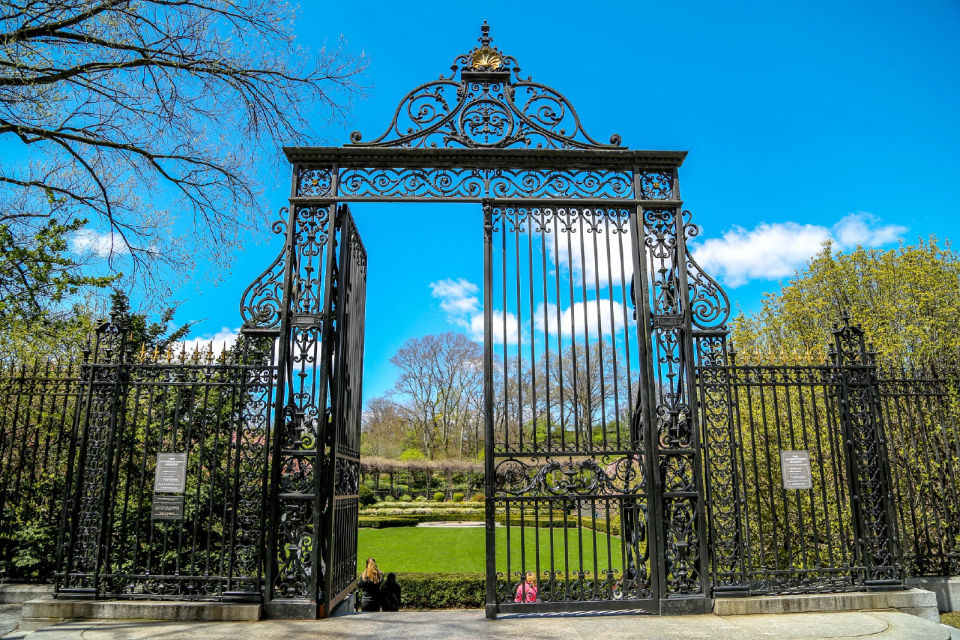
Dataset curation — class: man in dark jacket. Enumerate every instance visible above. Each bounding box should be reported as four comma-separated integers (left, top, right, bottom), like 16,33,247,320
380,572,401,612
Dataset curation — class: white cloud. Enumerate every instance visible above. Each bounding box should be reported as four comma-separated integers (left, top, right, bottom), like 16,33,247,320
70,229,129,257
430,278,519,344
691,213,906,287
534,300,629,338
179,327,240,354
430,278,480,316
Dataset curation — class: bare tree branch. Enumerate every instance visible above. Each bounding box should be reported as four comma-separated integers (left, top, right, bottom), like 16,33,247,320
0,0,369,306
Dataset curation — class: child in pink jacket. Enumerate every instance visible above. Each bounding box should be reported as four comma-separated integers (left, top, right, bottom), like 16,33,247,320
514,572,538,602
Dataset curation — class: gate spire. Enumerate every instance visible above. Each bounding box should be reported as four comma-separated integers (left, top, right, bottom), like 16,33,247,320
347,22,622,149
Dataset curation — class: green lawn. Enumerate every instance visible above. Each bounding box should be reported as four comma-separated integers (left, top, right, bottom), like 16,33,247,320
358,526,625,574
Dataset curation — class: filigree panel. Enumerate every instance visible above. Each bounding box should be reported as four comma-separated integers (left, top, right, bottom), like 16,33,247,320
339,167,484,198
334,458,360,496
297,166,332,197
489,169,632,199
494,455,645,497
694,336,744,589
638,172,673,199
337,167,635,200
273,498,315,599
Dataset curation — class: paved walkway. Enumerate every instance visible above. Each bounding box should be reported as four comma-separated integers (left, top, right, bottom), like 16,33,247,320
2,609,960,640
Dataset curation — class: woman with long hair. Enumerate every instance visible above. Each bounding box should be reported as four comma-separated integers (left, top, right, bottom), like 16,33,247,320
358,557,384,612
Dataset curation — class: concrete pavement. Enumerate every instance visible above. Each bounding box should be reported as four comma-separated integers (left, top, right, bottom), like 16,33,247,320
3,609,960,640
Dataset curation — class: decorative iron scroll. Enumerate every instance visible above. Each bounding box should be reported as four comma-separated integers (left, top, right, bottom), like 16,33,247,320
347,23,621,150
494,456,645,497
335,167,634,200
240,213,288,330
298,167,332,197
683,215,730,331
831,316,899,584
334,458,360,496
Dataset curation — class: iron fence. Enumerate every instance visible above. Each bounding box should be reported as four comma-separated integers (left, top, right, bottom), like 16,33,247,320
879,364,960,577
0,359,81,582
54,327,276,600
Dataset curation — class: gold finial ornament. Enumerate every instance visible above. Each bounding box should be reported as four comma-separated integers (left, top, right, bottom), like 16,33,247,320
472,48,502,70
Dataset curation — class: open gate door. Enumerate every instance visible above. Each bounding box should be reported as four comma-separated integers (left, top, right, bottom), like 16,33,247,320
321,205,368,615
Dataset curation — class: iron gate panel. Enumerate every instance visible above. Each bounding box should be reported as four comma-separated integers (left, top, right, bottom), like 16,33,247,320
255,201,367,619
56,326,275,600
484,204,659,614
323,205,367,615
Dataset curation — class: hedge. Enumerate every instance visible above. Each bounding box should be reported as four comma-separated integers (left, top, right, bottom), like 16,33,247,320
351,572,632,610
358,514,484,526
354,572,485,609
493,514,621,535
361,507,482,517
358,516,419,529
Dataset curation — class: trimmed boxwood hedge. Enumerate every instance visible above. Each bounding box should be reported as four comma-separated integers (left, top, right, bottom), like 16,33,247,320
358,513,621,532
352,572,633,610
358,516,419,528
354,572,486,609
493,514,621,535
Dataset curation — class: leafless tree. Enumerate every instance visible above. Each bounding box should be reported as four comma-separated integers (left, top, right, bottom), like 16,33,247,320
389,332,484,460
0,0,367,300
360,395,405,459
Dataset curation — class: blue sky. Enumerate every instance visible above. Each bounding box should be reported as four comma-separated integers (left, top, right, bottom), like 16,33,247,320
163,0,960,404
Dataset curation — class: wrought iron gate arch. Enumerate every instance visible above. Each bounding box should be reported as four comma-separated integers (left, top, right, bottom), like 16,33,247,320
237,22,729,618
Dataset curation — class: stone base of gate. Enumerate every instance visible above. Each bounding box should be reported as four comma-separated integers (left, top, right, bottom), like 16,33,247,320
0,584,53,604
18,597,261,631
907,577,960,613
714,589,939,622
660,597,714,615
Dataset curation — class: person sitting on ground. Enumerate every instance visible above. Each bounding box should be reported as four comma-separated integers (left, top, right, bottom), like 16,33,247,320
514,571,538,603
380,572,401,611
358,557,384,612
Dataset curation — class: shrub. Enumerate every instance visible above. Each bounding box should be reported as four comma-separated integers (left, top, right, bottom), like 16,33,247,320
358,485,375,507
452,492,465,503
396,484,409,495
434,491,445,502
382,495,395,502
399,495,413,502
415,496,428,502
471,494,485,503
358,516,418,529
395,573,485,609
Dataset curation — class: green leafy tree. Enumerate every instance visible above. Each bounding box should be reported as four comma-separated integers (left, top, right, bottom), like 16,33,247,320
731,239,960,365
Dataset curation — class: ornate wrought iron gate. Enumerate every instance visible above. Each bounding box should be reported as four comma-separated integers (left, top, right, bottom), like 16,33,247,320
271,23,723,617
48,22,916,620
244,202,367,619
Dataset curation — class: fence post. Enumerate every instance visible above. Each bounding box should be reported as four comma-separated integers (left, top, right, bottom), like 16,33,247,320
57,309,130,599
832,314,901,590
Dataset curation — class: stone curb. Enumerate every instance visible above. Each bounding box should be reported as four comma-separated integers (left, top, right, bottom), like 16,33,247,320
714,589,940,622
